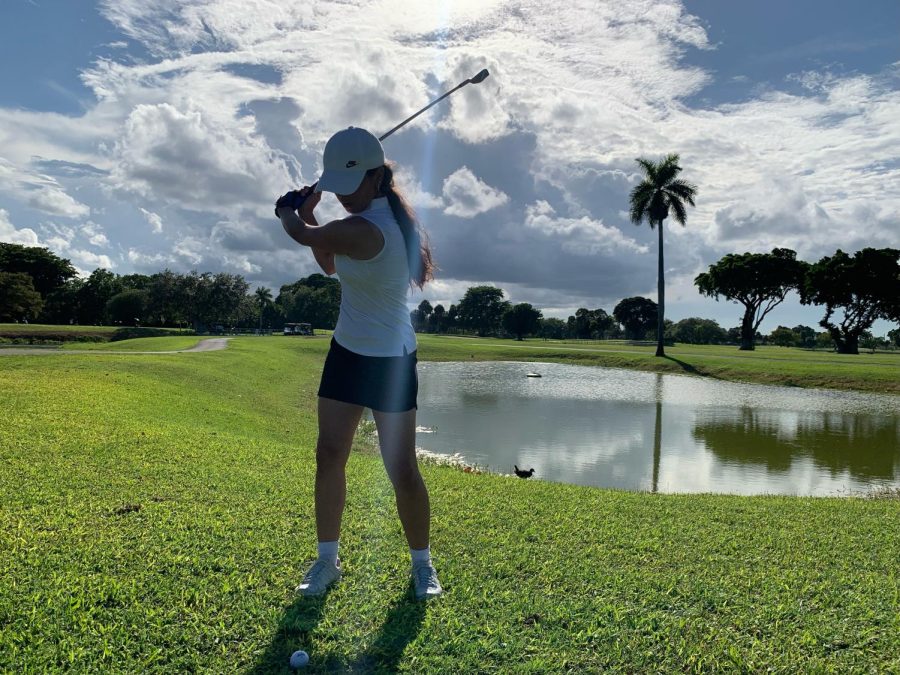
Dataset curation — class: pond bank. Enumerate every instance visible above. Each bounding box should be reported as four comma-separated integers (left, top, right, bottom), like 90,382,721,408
415,334,900,394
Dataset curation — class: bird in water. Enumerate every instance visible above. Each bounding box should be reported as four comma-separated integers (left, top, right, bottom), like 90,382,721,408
514,465,535,479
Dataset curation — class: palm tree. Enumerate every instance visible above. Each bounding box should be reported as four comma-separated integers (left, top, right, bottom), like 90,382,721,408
254,286,273,332
629,154,697,357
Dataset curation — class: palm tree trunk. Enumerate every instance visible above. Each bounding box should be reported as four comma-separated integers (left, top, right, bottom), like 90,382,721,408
656,220,666,357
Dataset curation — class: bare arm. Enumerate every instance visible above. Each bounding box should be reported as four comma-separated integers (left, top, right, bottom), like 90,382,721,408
277,207,384,261
296,212,336,275
312,247,336,276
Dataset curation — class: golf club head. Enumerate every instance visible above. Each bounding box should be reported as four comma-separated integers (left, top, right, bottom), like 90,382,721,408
470,69,490,84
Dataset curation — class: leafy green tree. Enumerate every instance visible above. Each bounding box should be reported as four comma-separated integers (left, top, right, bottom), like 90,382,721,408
539,317,567,339
695,248,807,351
769,326,797,347
119,273,152,291
39,279,84,324
568,308,615,339
0,272,43,321
107,289,148,326
427,304,446,333
629,154,698,357
277,274,341,329
411,299,433,332
446,304,459,333
792,325,817,348
179,271,251,331
76,269,123,325
254,286,274,331
456,286,511,336
0,243,76,298
815,332,834,350
144,270,188,327
502,303,542,340
613,296,658,340
800,248,900,354
859,331,886,354
888,327,900,348
672,317,726,344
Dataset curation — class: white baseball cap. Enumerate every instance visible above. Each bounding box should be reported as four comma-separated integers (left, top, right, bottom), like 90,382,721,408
315,127,385,195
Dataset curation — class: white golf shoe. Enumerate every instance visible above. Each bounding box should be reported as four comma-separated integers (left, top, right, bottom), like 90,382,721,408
296,558,341,596
412,562,443,600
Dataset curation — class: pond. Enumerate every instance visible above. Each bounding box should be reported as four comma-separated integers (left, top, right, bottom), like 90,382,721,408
411,361,900,496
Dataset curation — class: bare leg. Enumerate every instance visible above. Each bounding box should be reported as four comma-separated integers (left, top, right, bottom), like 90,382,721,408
372,408,430,550
314,397,364,542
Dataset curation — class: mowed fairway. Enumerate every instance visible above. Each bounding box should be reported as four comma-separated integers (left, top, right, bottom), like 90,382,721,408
1,337,899,673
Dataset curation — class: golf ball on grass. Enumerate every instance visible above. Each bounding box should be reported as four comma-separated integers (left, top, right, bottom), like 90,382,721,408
289,650,309,668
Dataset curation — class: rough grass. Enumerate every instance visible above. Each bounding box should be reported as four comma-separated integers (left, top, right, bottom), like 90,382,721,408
1,337,898,673
417,335,900,394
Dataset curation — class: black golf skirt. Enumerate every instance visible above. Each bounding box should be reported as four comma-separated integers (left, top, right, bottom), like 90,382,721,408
318,337,418,412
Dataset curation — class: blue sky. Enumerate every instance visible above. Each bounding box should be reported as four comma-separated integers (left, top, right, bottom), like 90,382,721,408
1,0,898,334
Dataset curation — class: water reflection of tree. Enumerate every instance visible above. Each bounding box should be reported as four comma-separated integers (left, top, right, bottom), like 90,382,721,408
652,374,662,493
692,407,900,481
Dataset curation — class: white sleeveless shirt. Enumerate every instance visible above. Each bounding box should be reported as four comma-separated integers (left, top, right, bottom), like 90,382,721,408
332,197,417,357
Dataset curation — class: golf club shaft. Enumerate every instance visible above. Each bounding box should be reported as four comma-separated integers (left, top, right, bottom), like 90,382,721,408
278,70,489,212
379,70,489,141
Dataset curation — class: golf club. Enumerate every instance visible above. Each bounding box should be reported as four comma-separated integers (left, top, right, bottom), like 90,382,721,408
277,69,490,214
378,68,490,141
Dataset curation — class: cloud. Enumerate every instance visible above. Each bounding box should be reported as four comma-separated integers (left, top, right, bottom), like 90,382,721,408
127,247,172,270
395,172,444,211
139,208,164,233
30,158,110,178
173,236,205,265
442,166,509,217
40,225,113,273
69,249,115,272
438,54,512,144
0,0,897,327
0,209,41,246
81,222,110,247
0,158,91,218
210,219,277,251
524,200,649,255
110,102,292,216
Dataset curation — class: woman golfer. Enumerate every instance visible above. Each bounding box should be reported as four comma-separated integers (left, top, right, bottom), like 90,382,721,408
275,127,442,600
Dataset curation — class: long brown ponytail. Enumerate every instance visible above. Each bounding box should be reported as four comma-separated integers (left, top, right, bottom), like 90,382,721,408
369,162,435,289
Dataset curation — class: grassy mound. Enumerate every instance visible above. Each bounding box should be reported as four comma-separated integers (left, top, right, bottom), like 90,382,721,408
0,323,189,346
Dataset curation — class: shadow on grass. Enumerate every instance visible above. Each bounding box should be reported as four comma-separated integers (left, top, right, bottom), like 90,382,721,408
247,590,331,674
350,584,426,673
663,355,714,379
247,584,426,673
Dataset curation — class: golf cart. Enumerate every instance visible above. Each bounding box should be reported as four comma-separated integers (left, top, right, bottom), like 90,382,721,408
284,322,314,336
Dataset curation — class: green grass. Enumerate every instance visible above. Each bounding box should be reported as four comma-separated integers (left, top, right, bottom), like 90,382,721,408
416,335,900,394
1,337,898,673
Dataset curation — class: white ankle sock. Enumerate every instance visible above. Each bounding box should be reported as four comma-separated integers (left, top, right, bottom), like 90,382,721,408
317,540,339,564
410,546,431,566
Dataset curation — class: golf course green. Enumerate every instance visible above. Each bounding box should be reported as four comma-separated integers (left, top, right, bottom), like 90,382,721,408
1,336,898,673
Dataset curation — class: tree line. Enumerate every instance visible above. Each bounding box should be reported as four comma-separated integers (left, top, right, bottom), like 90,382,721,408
2,242,898,353
0,243,341,332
